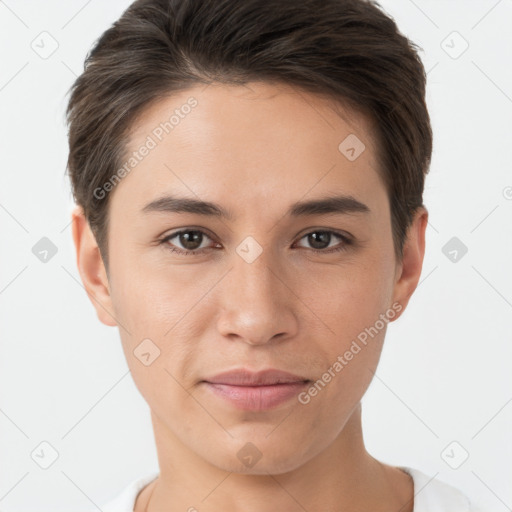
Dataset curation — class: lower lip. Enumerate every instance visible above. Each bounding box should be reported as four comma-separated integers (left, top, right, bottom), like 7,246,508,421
203,381,309,411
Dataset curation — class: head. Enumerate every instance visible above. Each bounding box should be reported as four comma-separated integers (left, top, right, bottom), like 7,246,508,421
68,0,431,474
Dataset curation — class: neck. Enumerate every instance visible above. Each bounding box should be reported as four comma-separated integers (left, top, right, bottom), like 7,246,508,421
136,403,413,512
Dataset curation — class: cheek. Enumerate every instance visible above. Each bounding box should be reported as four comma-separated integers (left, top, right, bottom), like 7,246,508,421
304,258,395,340
109,248,212,336
109,256,218,398
295,254,395,403
298,307,389,425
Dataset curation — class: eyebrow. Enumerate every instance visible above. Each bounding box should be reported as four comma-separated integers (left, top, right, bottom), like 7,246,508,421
141,194,370,220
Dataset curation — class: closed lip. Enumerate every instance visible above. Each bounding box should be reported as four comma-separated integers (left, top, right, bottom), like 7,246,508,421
203,368,310,386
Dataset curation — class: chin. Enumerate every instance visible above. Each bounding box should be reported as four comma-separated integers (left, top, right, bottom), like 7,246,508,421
199,434,313,476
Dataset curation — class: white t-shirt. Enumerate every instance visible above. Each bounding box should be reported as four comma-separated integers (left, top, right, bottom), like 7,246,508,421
97,466,481,512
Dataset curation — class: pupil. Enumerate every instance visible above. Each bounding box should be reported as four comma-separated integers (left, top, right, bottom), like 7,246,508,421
180,231,202,250
309,232,330,249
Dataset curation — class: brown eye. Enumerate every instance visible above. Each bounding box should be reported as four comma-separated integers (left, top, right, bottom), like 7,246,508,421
175,230,204,250
161,229,216,255
295,230,351,253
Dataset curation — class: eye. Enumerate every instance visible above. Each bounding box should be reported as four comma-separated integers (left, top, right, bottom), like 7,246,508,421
294,230,352,254
160,229,218,256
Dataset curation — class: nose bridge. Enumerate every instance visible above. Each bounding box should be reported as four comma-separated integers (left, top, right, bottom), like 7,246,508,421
216,237,296,344
231,237,281,308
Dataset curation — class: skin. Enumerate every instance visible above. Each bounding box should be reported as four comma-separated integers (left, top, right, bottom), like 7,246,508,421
72,81,428,512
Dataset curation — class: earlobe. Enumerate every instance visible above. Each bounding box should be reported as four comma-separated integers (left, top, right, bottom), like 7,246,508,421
71,205,117,327
390,207,428,320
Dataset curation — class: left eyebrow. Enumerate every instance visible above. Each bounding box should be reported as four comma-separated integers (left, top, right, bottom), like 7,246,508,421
141,193,371,220
289,194,371,217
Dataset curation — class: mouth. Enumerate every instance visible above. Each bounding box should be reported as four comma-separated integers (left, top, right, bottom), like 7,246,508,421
201,368,311,411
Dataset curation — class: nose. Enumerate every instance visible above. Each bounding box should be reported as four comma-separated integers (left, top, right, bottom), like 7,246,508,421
216,244,299,346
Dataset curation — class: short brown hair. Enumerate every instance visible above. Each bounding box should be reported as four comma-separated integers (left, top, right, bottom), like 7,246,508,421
65,0,432,273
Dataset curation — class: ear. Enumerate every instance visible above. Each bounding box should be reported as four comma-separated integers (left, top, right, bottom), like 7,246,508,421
390,206,428,320
71,205,117,327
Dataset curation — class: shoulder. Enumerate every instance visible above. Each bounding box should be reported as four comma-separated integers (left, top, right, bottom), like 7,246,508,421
399,466,482,512
92,472,159,512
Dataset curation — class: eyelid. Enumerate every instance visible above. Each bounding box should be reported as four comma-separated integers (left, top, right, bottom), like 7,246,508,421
159,225,217,242
294,226,353,243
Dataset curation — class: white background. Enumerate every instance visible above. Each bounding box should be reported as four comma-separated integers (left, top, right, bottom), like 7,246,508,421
0,1,511,510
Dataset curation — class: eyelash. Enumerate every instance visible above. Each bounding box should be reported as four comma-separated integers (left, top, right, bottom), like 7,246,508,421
158,229,353,256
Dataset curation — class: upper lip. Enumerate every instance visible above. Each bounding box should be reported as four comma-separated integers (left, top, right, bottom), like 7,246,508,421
203,368,310,386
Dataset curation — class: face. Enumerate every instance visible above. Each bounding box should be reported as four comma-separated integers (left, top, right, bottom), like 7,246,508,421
74,81,426,475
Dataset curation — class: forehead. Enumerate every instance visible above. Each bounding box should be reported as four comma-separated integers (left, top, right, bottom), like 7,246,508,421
113,81,386,219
